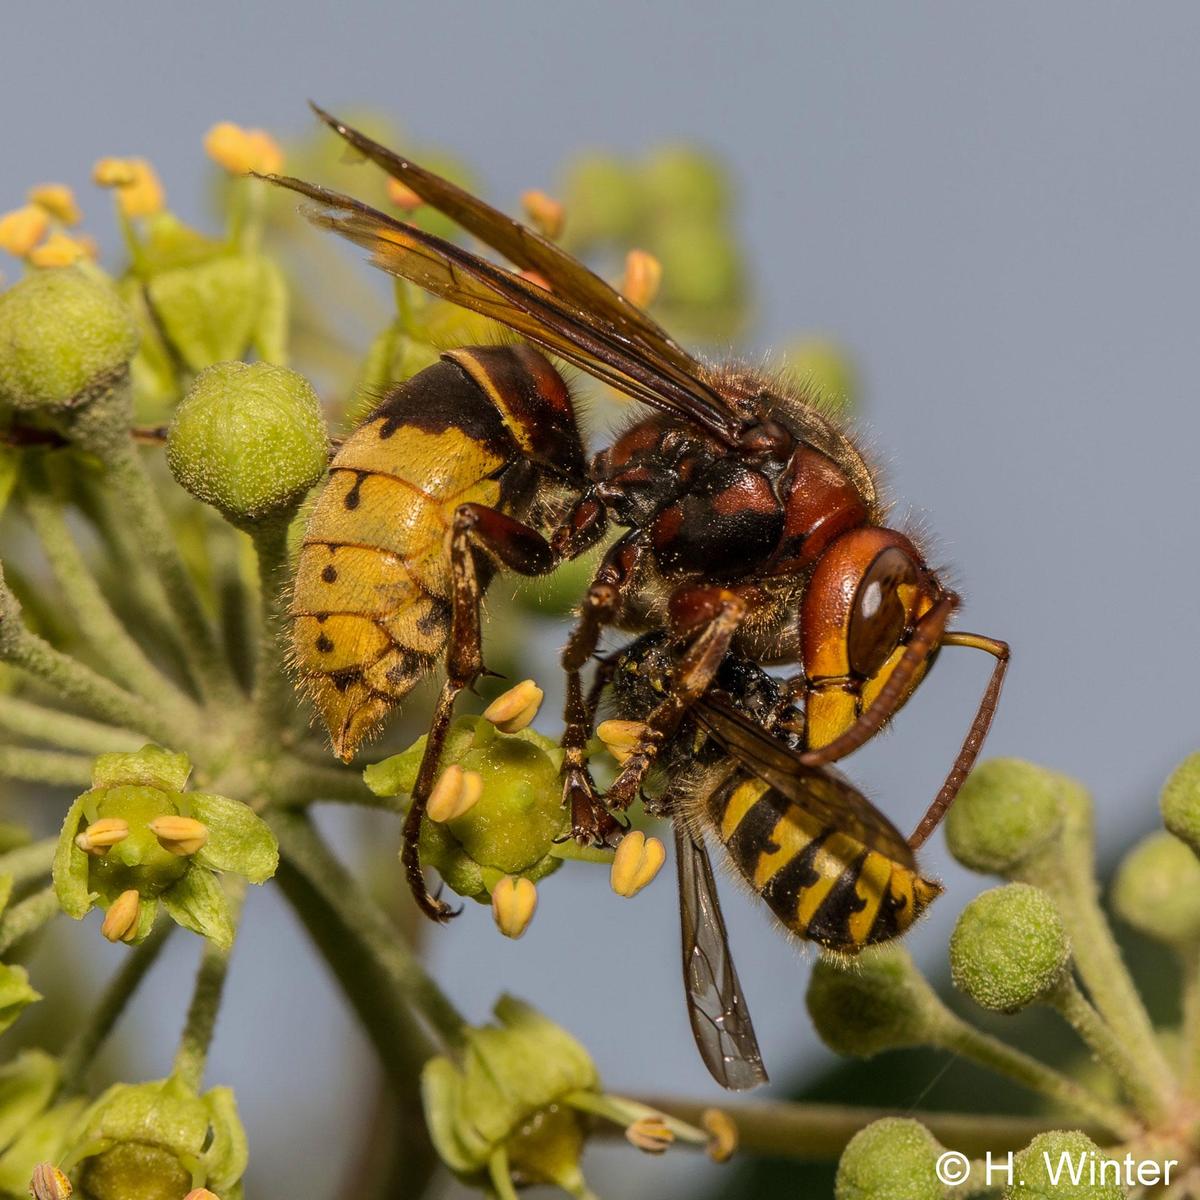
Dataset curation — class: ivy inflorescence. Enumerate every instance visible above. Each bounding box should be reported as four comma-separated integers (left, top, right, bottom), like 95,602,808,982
0,118,1193,1200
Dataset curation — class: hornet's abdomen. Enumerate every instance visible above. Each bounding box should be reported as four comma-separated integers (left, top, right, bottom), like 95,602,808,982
709,774,941,952
291,345,576,760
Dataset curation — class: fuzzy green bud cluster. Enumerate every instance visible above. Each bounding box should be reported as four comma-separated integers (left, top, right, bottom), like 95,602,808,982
834,1117,946,1200
0,269,138,414
61,1074,247,1200
1111,830,1200,946
167,361,328,526
950,884,1070,1013
365,717,568,902
1008,1131,1126,1199
806,945,948,1057
53,745,277,947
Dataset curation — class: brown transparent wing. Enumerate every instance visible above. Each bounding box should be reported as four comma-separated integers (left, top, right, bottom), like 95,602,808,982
267,174,743,445
674,818,769,1091
310,104,695,363
693,697,915,866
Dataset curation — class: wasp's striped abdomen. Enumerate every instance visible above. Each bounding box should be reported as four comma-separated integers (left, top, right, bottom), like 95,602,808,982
290,344,579,760
708,774,941,952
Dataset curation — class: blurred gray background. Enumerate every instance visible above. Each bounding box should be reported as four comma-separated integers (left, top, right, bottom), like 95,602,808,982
6,2,1200,1197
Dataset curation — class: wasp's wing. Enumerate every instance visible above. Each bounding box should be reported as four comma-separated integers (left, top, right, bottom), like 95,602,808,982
692,697,915,866
675,817,769,1090
310,104,695,364
267,173,743,446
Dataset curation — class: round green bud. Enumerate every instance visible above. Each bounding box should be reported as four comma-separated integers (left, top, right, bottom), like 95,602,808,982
0,269,137,413
945,759,1065,876
654,219,741,309
806,945,945,1057
641,147,730,222
835,1118,945,1200
1008,1131,1126,1200
950,884,1070,1013
167,361,328,524
1161,752,1200,857
561,153,641,243
1111,831,1200,945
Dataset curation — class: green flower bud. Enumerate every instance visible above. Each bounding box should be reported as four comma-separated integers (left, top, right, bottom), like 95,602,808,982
1008,1131,1126,1200
950,884,1070,1013
167,362,328,525
641,147,730,223
945,759,1066,876
561,154,641,244
62,1075,247,1200
0,1051,86,1198
0,269,137,413
0,964,39,1035
1160,752,1200,857
654,220,742,311
422,995,597,1193
1111,831,1200,946
835,1118,945,1200
365,717,567,902
806,945,947,1057
782,337,859,414
54,745,277,948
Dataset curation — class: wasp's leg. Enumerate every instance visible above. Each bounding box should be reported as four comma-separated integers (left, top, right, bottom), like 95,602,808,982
604,586,748,813
560,531,647,845
403,502,557,921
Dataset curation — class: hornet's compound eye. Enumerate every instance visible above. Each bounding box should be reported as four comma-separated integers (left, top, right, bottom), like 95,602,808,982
847,546,920,679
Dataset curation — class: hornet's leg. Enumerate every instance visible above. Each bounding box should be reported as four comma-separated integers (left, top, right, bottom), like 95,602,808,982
560,531,647,845
603,585,747,814
403,503,556,921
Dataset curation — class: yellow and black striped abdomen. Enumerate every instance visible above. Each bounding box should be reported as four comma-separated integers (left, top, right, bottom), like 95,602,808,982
291,346,575,760
708,774,941,952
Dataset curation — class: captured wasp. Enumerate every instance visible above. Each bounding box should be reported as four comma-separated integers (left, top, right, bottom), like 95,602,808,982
271,105,1008,932
606,632,943,1088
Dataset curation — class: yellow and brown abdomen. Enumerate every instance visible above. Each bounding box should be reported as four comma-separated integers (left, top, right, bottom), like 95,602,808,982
709,774,941,951
291,346,573,760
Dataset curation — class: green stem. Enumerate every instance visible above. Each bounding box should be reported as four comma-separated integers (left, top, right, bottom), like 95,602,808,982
20,456,201,723
1182,942,1200,1091
0,886,59,955
172,879,245,1090
70,387,239,705
1046,974,1168,1124
0,694,142,755
632,1096,1106,1160
272,760,381,807
0,613,184,748
1019,780,1177,1114
935,1012,1140,1140
58,921,173,1095
248,515,298,735
269,808,468,1055
0,837,57,889
0,745,94,787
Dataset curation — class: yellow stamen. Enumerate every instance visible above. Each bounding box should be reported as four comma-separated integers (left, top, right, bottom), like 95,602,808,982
621,249,662,308
148,815,209,857
93,158,165,217
701,1108,738,1162
100,889,141,943
0,205,49,257
482,679,544,734
521,190,565,240
386,177,423,212
74,817,130,856
426,764,484,823
28,183,81,226
610,830,666,898
28,232,90,269
29,1163,72,1200
204,122,283,175
625,1115,674,1154
596,719,647,765
491,875,537,939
